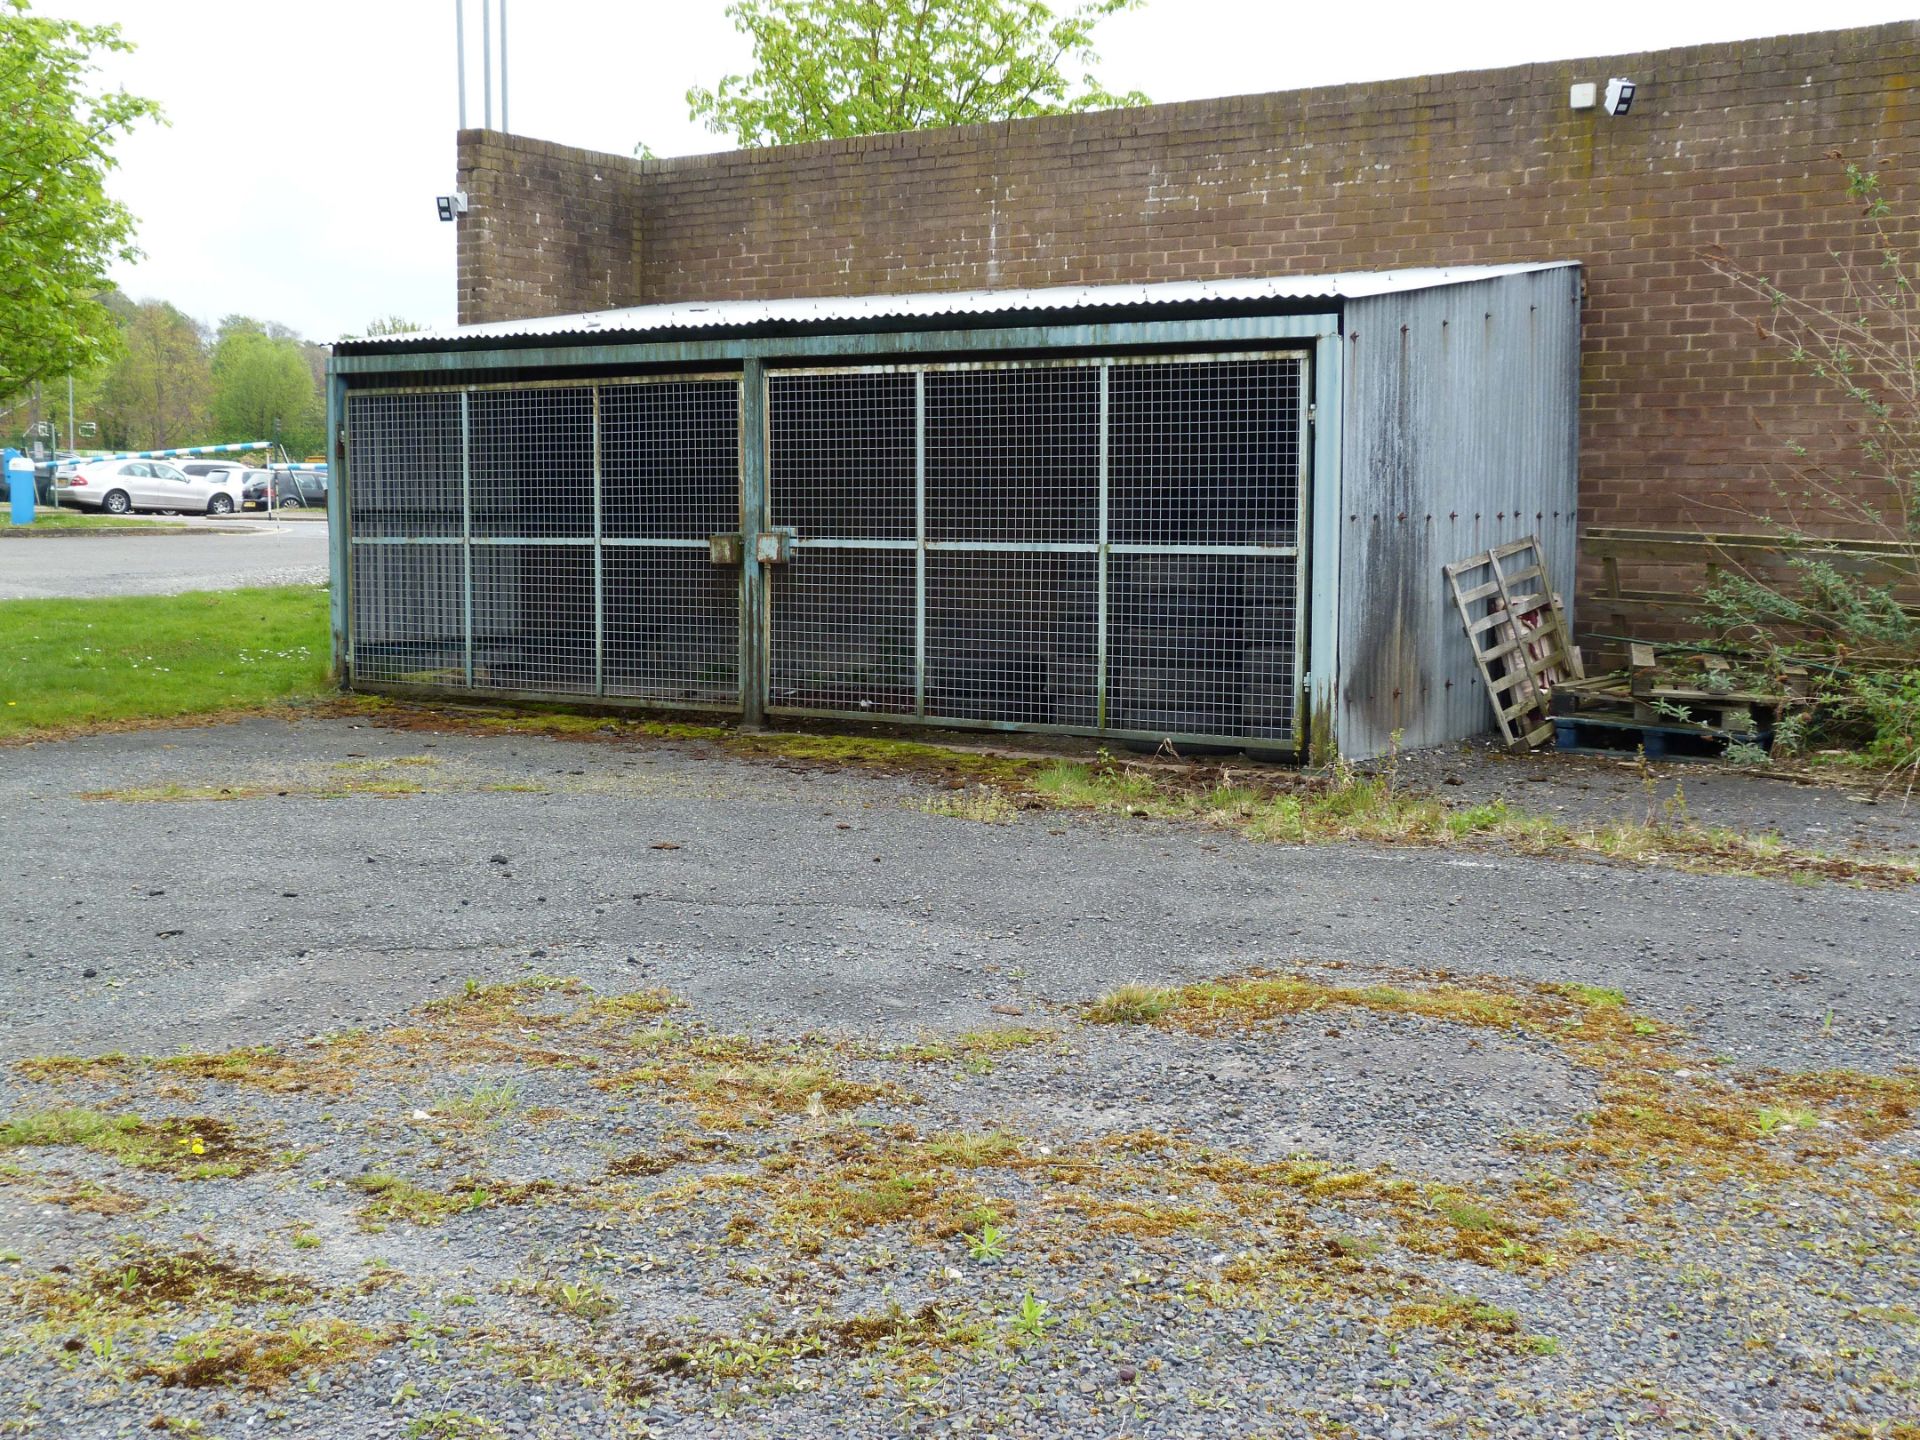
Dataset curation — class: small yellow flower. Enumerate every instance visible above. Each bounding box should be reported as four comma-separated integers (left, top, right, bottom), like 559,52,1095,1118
190,1140,205,1156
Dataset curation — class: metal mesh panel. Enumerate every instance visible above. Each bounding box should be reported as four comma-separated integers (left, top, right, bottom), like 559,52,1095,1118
770,551,915,714
927,553,1097,726
1109,359,1302,547
603,381,740,540
927,368,1098,543
347,377,745,713
471,545,595,692
350,544,465,685
767,372,914,539
604,549,739,702
470,386,594,538
1108,555,1297,740
346,392,462,538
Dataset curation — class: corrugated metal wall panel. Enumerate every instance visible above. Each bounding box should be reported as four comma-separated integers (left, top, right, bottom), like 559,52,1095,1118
1335,267,1581,760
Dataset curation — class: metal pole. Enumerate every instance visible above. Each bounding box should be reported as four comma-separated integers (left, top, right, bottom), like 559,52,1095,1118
1096,362,1110,731
461,391,474,687
66,375,75,450
591,385,603,696
739,360,767,729
454,0,467,129
913,370,926,718
481,0,492,130
499,0,508,132
326,375,351,686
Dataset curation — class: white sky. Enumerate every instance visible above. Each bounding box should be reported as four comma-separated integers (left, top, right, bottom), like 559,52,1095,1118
37,0,1920,341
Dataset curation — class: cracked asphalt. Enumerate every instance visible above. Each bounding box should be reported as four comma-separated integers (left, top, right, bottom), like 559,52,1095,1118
2,715,1915,1072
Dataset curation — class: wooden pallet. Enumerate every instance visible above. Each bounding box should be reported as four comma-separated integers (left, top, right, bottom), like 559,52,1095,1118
1551,712,1768,761
1445,537,1583,749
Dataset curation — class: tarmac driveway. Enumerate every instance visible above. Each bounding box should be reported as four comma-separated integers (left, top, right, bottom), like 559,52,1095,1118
0,519,329,599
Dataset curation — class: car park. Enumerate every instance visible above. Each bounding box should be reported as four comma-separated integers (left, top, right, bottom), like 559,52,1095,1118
56,458,244,516
239,467,326,510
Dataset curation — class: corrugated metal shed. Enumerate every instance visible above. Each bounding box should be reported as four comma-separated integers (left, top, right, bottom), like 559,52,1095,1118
335,263,1575,350
326,262,1582,762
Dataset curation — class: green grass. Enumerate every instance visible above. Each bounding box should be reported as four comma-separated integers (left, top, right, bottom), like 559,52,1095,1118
3,509,186,533
0,585,329,740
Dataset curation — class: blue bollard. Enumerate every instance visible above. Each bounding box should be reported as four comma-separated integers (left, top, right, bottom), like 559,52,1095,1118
4,451,34,525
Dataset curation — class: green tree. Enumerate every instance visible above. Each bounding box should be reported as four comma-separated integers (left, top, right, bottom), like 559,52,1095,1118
210,318,321,454
0,3,161,394
358,315,426,337
685,0,1148,148
95,301,211,450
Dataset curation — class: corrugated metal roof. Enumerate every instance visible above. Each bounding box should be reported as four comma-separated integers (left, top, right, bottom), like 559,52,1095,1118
338,263,1576,350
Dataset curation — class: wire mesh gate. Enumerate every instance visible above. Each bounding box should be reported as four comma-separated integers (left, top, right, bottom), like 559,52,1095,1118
764,352,1308,748
345,352,1307,749
345,377,743,708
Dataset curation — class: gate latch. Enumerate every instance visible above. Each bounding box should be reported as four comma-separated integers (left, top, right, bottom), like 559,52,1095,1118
754,529,794,565
708,533,743,566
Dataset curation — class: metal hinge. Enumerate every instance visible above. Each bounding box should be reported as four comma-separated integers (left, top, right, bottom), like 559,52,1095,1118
1308,403,1317,424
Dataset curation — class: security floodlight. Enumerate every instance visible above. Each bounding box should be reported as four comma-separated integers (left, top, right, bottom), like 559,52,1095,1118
435,191,469,222
1604,77,1636,116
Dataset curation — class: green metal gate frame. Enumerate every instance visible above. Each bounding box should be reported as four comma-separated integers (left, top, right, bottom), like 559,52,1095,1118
329,310,1350,754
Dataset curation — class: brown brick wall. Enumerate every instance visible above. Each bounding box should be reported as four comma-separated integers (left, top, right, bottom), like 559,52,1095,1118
455,21,1920,543
456,133,640,324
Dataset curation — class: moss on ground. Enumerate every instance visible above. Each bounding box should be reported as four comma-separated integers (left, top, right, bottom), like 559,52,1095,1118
7,966,1913,1426
0,1107,268,1179
136,1318,393,1391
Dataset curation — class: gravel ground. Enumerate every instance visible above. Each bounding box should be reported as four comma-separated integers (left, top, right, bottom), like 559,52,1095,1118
0,521,329,599
1,716,1916,1439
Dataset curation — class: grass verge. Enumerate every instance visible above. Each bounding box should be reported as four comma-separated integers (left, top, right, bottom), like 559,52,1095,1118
3,510,188,533
0,585,330,742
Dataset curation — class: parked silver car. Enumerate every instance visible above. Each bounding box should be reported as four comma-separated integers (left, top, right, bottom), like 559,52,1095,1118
56,458,244,516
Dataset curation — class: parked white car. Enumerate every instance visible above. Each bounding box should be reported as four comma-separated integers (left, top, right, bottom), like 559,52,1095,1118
56,458,244,516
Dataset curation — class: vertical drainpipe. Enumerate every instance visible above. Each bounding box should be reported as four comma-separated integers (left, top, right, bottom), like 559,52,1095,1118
326,370,350,687
739,357,767,728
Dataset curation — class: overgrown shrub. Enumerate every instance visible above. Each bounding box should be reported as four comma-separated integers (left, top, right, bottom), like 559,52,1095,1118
1703,160,1920,771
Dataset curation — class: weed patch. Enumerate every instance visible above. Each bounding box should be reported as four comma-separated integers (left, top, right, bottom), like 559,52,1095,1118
1032,755,1919,887
138,1318,392,1390
351,1172,558,1228
19,1243,313,1326
0,1108,267,1178
14,1053,130,1082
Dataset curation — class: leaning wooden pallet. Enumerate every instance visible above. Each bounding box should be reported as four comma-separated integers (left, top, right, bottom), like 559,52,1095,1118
1444,536,1583,749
